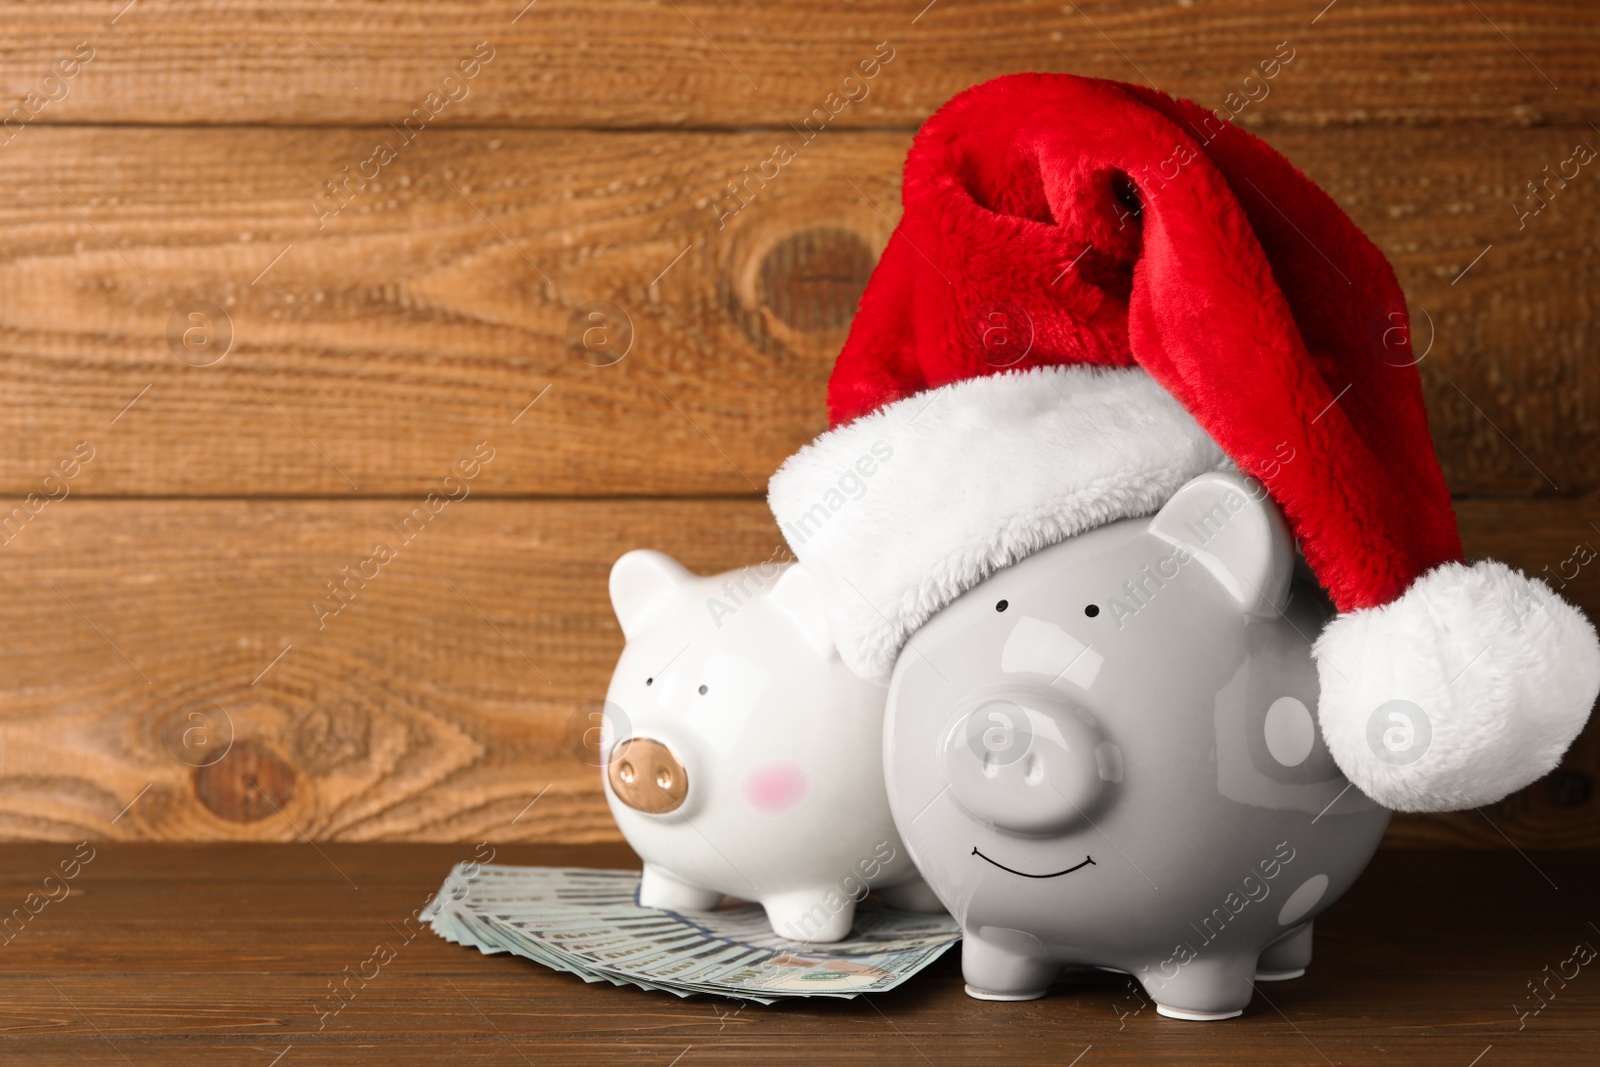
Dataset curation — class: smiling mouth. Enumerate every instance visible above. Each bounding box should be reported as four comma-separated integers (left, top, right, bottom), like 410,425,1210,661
971,848,1096,879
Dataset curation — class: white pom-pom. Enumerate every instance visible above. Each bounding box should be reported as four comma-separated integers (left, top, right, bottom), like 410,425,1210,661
1312,560,1600,812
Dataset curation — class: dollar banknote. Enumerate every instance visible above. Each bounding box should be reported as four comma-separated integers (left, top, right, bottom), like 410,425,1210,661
424,864,962,1003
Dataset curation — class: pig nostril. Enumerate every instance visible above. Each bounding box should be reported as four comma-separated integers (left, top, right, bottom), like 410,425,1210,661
1025,752,1044,785
655,768,673,789
618,761,636,784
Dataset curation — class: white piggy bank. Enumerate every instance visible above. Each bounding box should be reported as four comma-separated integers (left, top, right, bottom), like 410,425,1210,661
602,550,941,942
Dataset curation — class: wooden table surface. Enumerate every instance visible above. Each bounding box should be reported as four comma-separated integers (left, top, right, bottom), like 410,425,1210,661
0,844,1595,1065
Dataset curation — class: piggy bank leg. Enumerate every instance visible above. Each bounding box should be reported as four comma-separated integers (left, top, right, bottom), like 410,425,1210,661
962,927,1059,1001
1255,922,1313,981
763,889,856,943
1143,955,1257,1021
876,877,946,914
638,864,722,912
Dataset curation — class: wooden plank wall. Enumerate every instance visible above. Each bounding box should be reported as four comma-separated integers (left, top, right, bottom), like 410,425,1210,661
0,1,1595,847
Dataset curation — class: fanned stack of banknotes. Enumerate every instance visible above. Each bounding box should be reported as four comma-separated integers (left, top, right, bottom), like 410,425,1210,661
423,863,962,1003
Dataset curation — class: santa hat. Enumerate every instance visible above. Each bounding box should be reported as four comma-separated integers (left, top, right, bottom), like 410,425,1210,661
767,73,1599,814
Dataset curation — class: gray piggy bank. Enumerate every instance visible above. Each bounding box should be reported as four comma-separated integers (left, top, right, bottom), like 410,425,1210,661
884,471,1390,1020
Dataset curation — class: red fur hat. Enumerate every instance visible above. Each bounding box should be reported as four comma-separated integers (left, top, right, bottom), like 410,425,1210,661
768,73,1598,813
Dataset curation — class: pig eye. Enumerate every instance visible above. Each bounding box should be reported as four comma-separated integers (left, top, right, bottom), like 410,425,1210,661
995,599,1009,612
645,677,654,686
1084,604,1100,618
698,685,708,695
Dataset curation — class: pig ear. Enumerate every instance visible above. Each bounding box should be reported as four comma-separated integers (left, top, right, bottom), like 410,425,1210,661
766,564,837,659
610,550,693,640
1147,471,1294,617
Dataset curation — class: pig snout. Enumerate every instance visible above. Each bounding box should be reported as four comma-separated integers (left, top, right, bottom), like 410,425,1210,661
608,737,690,814
941,692,1120,835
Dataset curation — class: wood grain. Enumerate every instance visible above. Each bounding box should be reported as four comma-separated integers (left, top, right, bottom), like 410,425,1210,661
0,1,1595,128
0,843,1596,1065
0,497,787,844
1,123,1596,497
1,0,1596,856
0,496,1594,847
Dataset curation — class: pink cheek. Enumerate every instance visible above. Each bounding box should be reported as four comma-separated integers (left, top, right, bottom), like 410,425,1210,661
743,762,809,815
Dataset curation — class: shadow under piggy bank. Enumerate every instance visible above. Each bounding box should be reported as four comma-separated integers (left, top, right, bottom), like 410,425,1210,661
885,471,1389,1020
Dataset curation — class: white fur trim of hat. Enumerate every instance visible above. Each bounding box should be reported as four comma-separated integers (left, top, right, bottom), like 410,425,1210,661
767,364,1224,684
